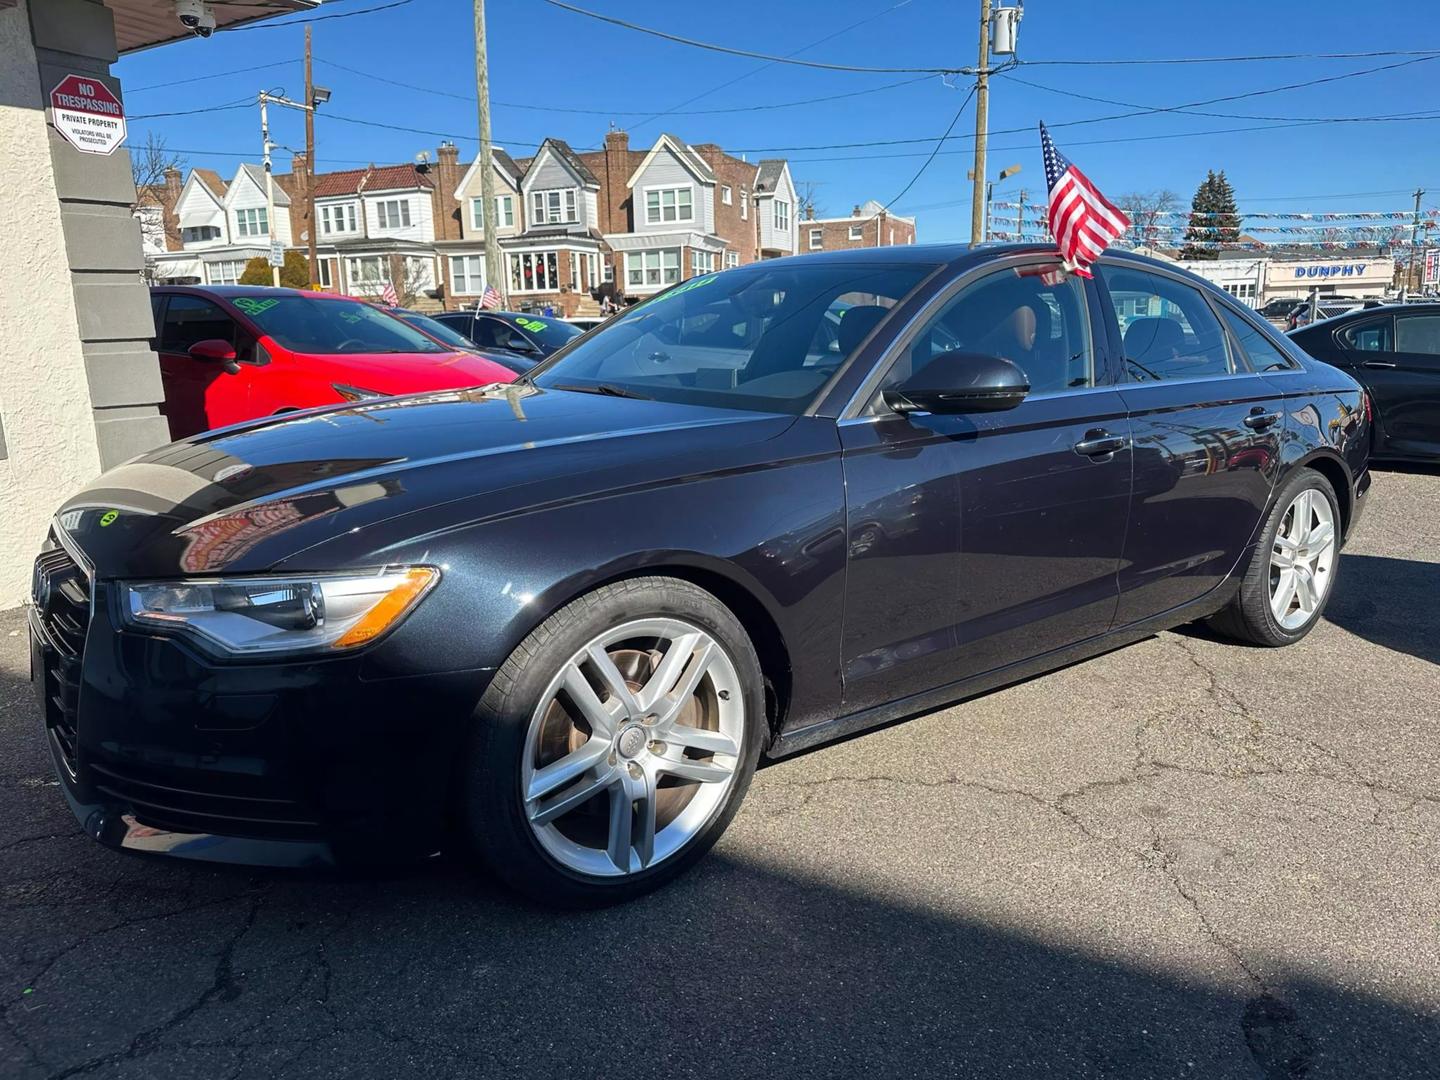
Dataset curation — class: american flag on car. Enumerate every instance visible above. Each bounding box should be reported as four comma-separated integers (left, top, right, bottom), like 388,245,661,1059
1041,122,1129,278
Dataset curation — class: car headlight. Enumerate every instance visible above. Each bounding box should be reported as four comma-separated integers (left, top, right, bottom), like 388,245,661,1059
120,568,438,657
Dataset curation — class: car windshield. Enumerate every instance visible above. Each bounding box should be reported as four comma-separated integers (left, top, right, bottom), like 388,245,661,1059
502,313,582,349
395,310,477,351
533,262,933,414
230,295,447,354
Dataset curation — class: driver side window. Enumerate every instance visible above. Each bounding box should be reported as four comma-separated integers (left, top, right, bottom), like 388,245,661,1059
876,263,1095,403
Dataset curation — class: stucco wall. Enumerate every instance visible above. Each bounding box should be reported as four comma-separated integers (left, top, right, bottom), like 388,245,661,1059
0,0,103,605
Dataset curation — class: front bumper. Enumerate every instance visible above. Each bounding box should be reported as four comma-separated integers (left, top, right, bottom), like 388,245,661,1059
30,576,492,869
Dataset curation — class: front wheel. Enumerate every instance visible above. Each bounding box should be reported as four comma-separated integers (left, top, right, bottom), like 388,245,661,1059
1208,469,1341,647
461,577,764,906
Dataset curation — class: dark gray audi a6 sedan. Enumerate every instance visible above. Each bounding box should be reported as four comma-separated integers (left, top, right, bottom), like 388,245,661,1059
31,246,1370,905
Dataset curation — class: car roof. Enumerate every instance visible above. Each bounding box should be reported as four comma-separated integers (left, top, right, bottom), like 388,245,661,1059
150,284,349,300
1301,301,1440,329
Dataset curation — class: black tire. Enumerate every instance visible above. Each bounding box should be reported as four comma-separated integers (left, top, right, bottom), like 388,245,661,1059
461,576,765,907
1208,468,1341,647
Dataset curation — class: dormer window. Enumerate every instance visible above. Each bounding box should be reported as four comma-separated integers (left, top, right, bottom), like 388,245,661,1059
320,203,357,235
531,188,578,225
376,199,412,229
644,186,693,225
236,207,268,237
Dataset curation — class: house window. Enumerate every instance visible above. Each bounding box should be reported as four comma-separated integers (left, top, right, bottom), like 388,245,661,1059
318,259,333,288
773,200,790,231
207,259,245,285
603,260,614,282
645,186,693,225
740,190,748,220
530,189,577,225
181,225,221,244
690,249,710,278
471,195,515,231
510,251,559,292
320,203,356,235
450,255,485,294
626,249,680,288
725,251,739,269
809,228,823,250
376,199,412,229
888,227,894,244
235,208,267,237
346,256,387,289
849,224,863,241
721,185,732,205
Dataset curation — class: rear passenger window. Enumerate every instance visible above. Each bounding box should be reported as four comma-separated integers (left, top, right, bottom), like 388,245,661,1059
1100,265,1233,382
1216,305,1298,372
160,295,235,353
1343,319,1392,352
1396,314,1440,355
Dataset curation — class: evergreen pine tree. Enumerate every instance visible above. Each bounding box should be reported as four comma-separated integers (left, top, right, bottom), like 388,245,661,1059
1211,170,1241,249
1181,172,1220,260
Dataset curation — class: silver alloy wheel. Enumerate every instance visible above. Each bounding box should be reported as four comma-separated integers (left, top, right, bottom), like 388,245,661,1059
521,618,744,878
1269,488,1338,631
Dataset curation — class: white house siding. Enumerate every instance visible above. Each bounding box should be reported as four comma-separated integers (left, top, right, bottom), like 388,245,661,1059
454,162,521,243
523,150,592,235
362,189,434,243
175,181,226,246
227,170,292,246
758,171,796,254
632,147,714,235
315,198,363,242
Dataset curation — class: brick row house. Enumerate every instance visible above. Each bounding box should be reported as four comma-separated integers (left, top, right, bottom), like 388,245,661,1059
147,129,913,315
801,200,917,253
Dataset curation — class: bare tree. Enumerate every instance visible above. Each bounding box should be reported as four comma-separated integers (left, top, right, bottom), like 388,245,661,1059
795,179,825,221
352,255,436,308
131,133,185,282
1115,189,1180,249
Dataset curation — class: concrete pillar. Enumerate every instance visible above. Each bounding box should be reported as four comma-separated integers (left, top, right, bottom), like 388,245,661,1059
30,0,169,468
0,0,169,605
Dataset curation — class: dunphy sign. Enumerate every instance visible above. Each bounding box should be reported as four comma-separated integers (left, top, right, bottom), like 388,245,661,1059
1292,263,1374,279
49,74,126,156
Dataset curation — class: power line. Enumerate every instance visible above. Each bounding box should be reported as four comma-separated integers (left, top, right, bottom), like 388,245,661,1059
219,0,417,31
317,110,564,149
1021,48,1440,67
538,0,961,74
874,84,977,215
130,97,255,120
127,60,299,94
317,57,933,116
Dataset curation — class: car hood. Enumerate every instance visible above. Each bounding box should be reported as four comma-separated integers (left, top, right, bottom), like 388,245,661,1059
313,349,517,390
55,386,798,578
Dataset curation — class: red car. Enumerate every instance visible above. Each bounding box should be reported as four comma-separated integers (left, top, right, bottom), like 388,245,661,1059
149,286,518,439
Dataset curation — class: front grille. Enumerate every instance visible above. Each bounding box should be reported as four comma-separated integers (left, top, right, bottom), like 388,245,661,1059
32,539,92,773
88,761,323,841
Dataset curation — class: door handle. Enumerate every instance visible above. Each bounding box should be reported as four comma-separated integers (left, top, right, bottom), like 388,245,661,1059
1243,409,1281,431
1073,431,1128,458
1362,360,1397,369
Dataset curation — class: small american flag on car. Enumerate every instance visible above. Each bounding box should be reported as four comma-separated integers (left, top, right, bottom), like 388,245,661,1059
479,284,502,310
1041,122,1129,278
380,280,398,306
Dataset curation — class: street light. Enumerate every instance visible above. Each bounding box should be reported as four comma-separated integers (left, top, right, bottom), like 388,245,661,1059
968,163,1022,241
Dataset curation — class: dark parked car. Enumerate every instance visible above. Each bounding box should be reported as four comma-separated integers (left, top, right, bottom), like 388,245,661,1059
384,306,538,376
32,247,1370,906
431,309,582,369
1259,297,1302,320
1289,302,1440,461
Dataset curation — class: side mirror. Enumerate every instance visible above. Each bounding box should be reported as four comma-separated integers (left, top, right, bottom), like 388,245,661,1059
188,339,241,375
882,352,1030,415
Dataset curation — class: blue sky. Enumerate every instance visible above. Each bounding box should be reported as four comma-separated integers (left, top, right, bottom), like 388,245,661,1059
117,0,1440,241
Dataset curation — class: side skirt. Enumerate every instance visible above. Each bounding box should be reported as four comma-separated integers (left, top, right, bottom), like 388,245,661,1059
767,584,1236,760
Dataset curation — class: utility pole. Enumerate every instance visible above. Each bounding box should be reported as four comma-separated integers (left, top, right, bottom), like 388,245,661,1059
473,0,503,306
1409,187,1425,292
1016,187,1025,242
969,0,991,245
304,25,318,288
260,95,279,288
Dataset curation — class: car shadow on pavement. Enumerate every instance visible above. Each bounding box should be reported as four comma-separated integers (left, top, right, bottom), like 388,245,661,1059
1325,553,1440,666
0,654,1437,1080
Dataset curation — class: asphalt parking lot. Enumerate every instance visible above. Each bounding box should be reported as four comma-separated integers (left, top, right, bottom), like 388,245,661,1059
2,468,1437,1080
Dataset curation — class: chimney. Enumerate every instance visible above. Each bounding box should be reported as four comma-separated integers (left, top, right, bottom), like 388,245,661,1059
434,140,463,241
852,204,862,217
805,205,816,221
164,165,182,200
603,129,632,233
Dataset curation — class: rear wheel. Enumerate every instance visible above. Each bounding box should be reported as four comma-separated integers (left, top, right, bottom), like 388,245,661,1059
1209,469,1340,646
462,577,764,906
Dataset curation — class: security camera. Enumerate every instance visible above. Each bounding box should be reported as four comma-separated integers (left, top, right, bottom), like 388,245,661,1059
175,0,217,38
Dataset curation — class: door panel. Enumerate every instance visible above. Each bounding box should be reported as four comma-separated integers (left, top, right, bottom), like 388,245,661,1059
156,295,248,439
837,261,1131,714
1379,313,1440,455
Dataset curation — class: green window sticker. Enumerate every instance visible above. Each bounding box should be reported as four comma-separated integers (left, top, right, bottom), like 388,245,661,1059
512,317,548,333
337,311,363,324
233,298,279,316
99,510,118,527
667,275,716,299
